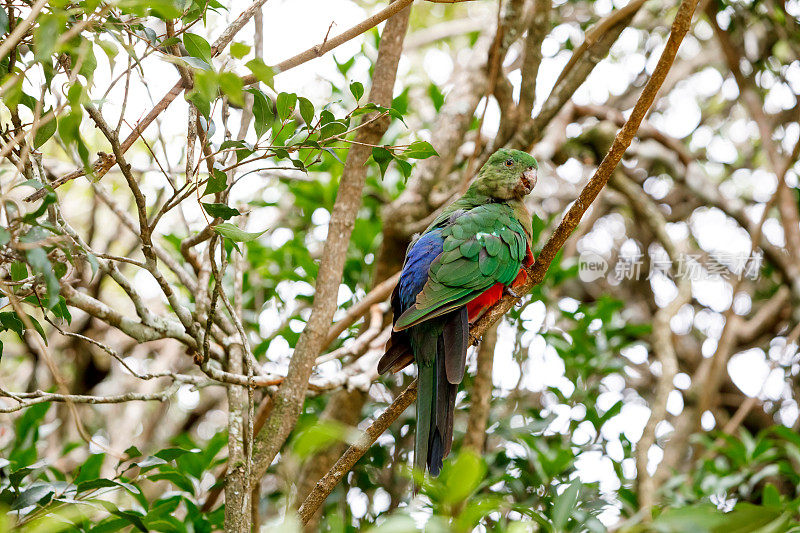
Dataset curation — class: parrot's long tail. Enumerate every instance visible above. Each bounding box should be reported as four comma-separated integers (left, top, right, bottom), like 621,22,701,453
414,308,469,477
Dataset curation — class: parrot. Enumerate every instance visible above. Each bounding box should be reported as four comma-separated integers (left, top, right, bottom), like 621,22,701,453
377,148,538,477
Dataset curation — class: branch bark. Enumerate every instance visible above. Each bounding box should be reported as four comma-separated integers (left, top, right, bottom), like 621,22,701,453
296,380,418,523
296,0,702,516
462,323,498,453
248,2,412,488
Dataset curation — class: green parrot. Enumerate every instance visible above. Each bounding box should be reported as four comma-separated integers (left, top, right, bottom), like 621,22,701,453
378,148,538,476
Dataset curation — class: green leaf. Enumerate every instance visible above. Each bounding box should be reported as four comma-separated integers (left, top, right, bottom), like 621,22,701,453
58,112,83,148
218,72,244,106
86,251,99,277
76,478,119,493
187,93,210,118
202,203,240,220
135,456,168,472
762,483,780,507
349,81,364,101
298,96,314,125
319,109,335,125
230,42,250,59
404,140,438,160
51,296,72,324
147,0,182,19
75,453,105,483
552,480,581,532
0,9,9,35
146,470,195,495
203,168,228,196
276,92,297,122
650,505,725,533
33,111,58,149
387,106,407,125
159,36,181,49
124,446,142,459
371,147,393,178
292,421,355,458
76,41,98,80
710,503,786,533
219,139,254,162
428,82,445,111
397,158,413,180
351,102,386,117
10,403,50,466
435,451,486,504
18,92,37,112
154,447,198,461
183,33,212,64
213,222,267,242
182,56,213,71
24,314,47,345
247,88,273,138
76,478,140,496
26,247,59,308
34,13,61,60
320,120,347,140
11,483,54,511
194,70,219,102
97,501,148,532
0,312,24,339
10,262,27,281
245,58,274,88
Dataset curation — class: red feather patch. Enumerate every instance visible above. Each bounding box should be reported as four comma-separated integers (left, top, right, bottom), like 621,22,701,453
466,283,504,321
467,245,533,322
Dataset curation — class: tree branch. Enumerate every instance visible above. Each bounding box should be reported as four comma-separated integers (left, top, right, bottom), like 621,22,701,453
248,2,413,488
296,0,702,517
296,380,418,523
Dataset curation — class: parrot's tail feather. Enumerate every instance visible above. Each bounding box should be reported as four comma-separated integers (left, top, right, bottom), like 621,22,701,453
411,310,468,482
425,328,460,477
389,354,414,373
415,362,436,480
428,428,445,476
378,332,412,374
434,333,459,461
443,307,469,384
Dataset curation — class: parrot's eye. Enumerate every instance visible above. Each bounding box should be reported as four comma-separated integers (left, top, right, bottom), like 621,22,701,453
504,159,513,167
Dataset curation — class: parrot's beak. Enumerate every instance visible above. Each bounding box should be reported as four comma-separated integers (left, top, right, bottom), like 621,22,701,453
518,167,537,195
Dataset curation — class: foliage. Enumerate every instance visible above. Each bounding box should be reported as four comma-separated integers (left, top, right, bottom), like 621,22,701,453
1,404,226,532
2,0,800,531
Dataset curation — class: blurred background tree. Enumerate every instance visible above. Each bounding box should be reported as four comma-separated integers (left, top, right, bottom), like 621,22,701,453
1,0,800,531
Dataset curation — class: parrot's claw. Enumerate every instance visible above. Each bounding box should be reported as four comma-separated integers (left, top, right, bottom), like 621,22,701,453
505,286,520,298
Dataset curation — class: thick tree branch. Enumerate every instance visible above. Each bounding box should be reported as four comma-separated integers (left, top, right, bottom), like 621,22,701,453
249,3,412,488
462,323,498,453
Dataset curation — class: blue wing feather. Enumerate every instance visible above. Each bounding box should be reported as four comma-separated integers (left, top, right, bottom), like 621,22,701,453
397,230,444,312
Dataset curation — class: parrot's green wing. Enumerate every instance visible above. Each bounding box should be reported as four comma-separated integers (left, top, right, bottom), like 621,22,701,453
394,203,528,330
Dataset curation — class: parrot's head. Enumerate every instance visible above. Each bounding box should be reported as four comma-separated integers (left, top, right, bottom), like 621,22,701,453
473,148,538,200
